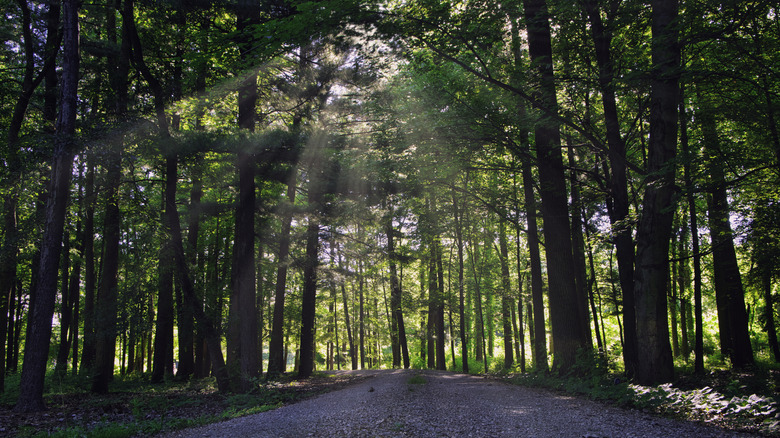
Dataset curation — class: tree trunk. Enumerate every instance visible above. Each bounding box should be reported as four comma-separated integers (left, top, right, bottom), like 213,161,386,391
521,156,548,371
92,145,122,394
228,150,258,389
386,215,409,369
80,157,97,373
523,0,588,372
763,270,780,362
434,236,447,371
176,166,201,380
267,177,297,377
298,184,322,379
452,191,468,373
338,244,357,370
567,142,593,349
167,155,231,392
152,180,175,384
701,100,754,368
499,220,514,369
14,0,79,412
226,4,260,390
0,197,19,393
633,0,679,385
359,257,366,370
2,0,60,394
426,244,437,369
680,82,705,374
581,0,637,377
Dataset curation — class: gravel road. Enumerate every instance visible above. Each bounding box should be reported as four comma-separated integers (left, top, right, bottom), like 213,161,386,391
165,369,759,437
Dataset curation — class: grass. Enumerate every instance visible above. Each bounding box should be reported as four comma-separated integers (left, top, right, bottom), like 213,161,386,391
491,351,780,436
0,371,369,437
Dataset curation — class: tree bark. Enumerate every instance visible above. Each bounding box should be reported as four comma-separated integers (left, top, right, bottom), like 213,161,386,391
499,220,514,369
521,156,548,372
633,0,679,385
80,157,97,373
92,145,122,394
523,0,588,372
152,166,175,384
386,214,409,369
298,182,322,379
452,191,469,373
267,176,297,377
701,100,754,368
434,236,447,371
14,0,79,412
580,0,638,377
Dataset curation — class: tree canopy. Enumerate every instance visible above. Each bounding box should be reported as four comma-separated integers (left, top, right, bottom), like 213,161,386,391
1,0,779,415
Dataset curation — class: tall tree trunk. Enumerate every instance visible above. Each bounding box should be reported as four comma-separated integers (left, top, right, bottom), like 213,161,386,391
700,100,754,368
523,0,588,372
680,82,705,374
80,157,97,372
434,236,447,371
173,19,195,383
581,0,637,377
152,179,175,384
567,143,593,349
14,0,79,412
227,4,260,390
92,0,133,393
267,176,297,377
92,145,122,394
167,155,231,392
427,244,437,369
763,270,780,362
2,0,60,393
499,220,514,369
0,198,19,393
360,257,366,370
677,212,691,359
522,157,547,371
338,244,357,370
633,0,679,385
452,191,468,373
386,214,409,369
227,151,258,389
466,220,488,373
298,185,322,379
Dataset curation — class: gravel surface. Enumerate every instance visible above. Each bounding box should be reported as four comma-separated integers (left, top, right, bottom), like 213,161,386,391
165,369,759,437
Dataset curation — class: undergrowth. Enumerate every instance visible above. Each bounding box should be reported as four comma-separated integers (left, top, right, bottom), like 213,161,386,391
2,371,360,438
501,351,780,436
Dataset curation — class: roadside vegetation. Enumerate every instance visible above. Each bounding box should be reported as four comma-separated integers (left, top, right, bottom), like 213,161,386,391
500,352,780,436
0,372,370,437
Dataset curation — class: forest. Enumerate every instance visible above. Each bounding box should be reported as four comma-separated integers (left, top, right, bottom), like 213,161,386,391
1,0,779,427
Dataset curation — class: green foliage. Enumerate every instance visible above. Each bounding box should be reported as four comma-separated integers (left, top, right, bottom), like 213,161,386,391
505,352,780,435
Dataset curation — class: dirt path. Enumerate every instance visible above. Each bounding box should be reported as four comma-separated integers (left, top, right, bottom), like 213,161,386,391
166,369,757,437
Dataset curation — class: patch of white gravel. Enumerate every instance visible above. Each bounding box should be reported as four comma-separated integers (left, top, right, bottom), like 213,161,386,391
164,369,759,437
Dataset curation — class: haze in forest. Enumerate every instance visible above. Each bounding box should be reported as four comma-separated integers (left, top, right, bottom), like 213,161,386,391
1,1,779,431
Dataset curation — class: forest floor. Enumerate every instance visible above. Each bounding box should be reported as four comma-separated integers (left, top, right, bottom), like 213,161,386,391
0,368,778,437
0,372,373,437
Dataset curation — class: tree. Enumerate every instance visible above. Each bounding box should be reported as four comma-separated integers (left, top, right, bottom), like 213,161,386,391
699,95,754,368
633,0,679,385
522,0,589,372
15,0,79,412
579,0,638,376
